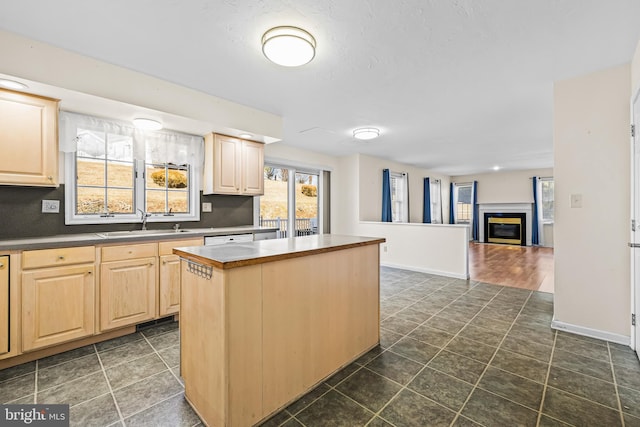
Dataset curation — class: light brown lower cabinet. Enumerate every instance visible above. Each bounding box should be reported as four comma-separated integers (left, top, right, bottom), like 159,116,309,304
100,243,158,331
158,238,203,316
22,264,95,351
0,256,9,356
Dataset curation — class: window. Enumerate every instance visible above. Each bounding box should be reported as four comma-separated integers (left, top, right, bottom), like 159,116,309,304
390,172,409,222
62,112,202,225
540,178,554,222
430,179,443,224
454,183,472,223
258,164,328,237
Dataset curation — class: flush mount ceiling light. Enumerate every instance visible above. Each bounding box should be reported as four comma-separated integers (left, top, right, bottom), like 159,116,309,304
0,79,28,90
239,133,253,139
353,127,380,140
133,118,163,131
262,26,316,67
492,165,501,171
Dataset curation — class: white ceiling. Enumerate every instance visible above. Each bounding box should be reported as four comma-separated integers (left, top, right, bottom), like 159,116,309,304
0,0,639,176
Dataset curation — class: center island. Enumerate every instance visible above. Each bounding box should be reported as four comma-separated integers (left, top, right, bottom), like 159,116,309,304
173,234,385,427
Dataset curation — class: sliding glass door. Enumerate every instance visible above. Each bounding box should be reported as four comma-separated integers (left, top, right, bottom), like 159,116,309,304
260,165,323,237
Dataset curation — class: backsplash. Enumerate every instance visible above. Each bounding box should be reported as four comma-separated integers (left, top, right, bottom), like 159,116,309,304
0,185,254,239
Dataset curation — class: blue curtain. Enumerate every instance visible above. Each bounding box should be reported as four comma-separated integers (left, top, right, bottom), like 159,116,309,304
382,169,392,222
449,182,455,224
472,181,479,241
532,176,539,245
423,178,431,223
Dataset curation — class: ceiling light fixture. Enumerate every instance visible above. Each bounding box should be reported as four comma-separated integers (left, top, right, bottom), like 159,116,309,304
353,127,380,140
133,118,163,131
492,166,500,171
0,79,28,90
239,133,253,139
262,26,316,67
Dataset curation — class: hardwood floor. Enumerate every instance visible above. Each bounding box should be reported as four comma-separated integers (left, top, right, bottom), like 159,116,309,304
469,242,554,293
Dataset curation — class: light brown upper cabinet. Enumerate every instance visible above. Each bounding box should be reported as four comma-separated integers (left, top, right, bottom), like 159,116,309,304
203,133,264,195
0,88,59,187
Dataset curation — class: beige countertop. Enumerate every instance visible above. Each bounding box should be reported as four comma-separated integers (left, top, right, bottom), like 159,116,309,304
173,234,386,270
0,226,277,251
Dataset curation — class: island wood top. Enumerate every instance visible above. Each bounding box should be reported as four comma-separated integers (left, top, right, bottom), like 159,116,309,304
173,234,386,270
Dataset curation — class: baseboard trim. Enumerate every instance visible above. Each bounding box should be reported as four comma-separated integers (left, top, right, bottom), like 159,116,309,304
381,262,469,280
551,318,630,346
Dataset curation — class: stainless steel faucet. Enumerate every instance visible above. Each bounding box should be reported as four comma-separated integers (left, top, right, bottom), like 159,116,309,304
137,209,151,230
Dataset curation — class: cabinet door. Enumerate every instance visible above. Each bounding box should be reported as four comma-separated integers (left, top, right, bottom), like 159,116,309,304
22,265,95,352
242,140,264,195
213,134,241,194
100,257,157,331
0,89,59,187
159,254,181,316
0,256,8,356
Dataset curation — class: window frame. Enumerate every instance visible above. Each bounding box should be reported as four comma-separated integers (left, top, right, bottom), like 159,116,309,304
256,160,329,236
63,117,200,225
429,179,443,224
390,171,409,223
453,183,473,224
539,177,554,223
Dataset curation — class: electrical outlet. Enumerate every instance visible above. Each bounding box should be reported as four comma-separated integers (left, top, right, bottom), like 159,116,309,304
42,199,60,213
202,202,212,213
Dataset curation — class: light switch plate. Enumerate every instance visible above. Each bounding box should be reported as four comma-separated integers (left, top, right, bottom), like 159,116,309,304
570,194,582,208
42,199,60,213
202,202,212,212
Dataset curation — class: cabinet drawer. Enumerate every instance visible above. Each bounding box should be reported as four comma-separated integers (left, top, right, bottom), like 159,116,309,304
101,243,158,262
158,238,203,256
22,246,95,269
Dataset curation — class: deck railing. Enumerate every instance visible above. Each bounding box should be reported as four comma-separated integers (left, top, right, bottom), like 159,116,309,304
259,217,318,238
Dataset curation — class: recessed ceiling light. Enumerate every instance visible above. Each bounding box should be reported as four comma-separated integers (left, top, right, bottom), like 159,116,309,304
262,26,316,67
0,79,28,90
239,133,253,139
493,166,500,171
353,127,380,140
133,118,163,131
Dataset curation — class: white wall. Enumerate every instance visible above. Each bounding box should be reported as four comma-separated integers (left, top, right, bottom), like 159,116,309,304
357,154,451,223
633,39,640,96
451,168,553,204
553,63,631,341
357,222,469,279
0,30,282,141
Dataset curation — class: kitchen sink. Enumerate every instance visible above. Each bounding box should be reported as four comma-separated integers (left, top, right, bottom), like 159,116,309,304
96,229,192,238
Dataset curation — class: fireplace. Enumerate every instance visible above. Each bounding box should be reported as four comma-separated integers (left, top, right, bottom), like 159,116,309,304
484,213,526,246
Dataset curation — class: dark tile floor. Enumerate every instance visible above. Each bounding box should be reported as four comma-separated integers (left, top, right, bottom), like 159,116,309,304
2,266,640,426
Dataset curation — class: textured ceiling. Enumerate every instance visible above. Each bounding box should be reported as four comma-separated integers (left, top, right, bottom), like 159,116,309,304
0,0,639,175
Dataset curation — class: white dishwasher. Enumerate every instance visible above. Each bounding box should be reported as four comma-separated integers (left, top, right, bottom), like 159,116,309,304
204,233,254,246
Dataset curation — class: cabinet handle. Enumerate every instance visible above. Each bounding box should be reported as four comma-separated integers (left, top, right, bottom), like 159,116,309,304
0,262,4,268
47,176,53,181
58,256,65,260
87,271,92,275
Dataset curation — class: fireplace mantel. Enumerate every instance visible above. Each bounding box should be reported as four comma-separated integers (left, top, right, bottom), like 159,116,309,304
478,203,533,246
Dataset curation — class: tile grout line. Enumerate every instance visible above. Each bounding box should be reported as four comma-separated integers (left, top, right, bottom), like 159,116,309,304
94,343,126,426
535,326,557,427
140,332,182,384
33,359,38,404
607,342,627,427
449,287,535,426
367,279,511,426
